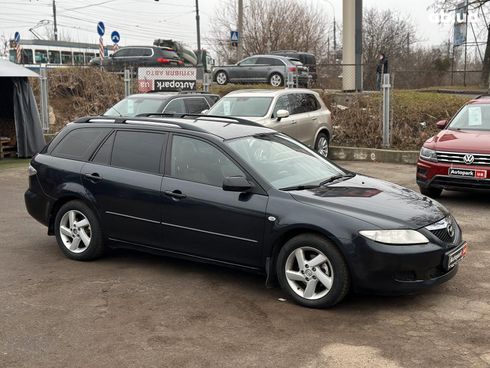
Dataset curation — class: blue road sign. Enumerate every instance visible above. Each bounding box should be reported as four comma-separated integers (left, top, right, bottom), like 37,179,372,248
97,21,105,36
230,31,239,42
14,31,20,43
111,31,120,44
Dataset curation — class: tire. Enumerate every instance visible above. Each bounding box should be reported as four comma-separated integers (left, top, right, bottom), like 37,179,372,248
215,71,228,85
419,186,443,198
269,73,284,87
315,132,330,158
54,200,104,261
276,234,350,308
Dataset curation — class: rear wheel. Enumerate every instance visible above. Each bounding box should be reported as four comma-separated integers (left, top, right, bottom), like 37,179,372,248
269,73,284,87
54,200,104,261
419,186,442,198
215,71,228,85
276,234,350,308
315,132,330,158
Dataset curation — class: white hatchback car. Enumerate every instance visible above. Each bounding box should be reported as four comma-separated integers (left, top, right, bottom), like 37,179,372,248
206,89,332,157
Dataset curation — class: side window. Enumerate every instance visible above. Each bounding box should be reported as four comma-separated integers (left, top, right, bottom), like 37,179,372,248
163,99,186,114
288,94,308,115
305,94,320,112
184,98,209,114
141,48,153,57
51,128,111,160
92,132,115,165
239,57,257,66
61,51,73,64
273,95,291,118
48,50,61,64
110,131,166,173
170,136,245,187
113,49,130,58
257,57,284,66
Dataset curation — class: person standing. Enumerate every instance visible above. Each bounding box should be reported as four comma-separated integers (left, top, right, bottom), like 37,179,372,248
376,53,389,91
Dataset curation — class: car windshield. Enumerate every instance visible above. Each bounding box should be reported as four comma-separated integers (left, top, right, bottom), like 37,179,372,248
104,97,165,117
448,104,490,131
208,96,272,117
226,133,347,190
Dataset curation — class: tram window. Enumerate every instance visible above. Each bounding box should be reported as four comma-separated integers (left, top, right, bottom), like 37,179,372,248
35,50,48,63
61,51,73,64
22,49,33,64
9,50,15,62
84,53,95,64
49,50,61,64
73,52,84,65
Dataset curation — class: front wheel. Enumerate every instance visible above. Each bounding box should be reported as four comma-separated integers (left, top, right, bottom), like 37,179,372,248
215,71,228,85
54,200,104,261
315,132,330,158
419,186,442,198
269,73,284,87
276,234,350,308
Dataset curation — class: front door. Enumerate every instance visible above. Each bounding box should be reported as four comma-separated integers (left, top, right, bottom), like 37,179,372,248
82,129,167,247
160,134,268,267
270,94,300,139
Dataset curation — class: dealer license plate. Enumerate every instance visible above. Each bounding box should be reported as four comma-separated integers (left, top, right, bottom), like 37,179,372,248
444,242,468,270
448,168,487,179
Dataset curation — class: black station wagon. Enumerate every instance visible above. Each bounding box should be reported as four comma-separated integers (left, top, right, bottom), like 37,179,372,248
25,115,467,308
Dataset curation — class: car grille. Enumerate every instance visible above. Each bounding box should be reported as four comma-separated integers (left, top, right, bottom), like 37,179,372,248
436,151,490,166
425,217,456,244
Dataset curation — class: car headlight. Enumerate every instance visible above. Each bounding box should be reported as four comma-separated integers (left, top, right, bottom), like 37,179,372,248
359,230,429,245
420,147,438,162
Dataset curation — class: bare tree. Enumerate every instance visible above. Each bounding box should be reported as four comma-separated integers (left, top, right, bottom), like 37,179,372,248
208,0,330,64
432,0,490,85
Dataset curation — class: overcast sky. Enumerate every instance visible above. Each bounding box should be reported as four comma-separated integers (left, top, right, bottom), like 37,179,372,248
0,0,457,51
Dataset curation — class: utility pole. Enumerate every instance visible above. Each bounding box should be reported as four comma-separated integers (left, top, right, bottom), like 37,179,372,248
52,0,58,41
237,0,243,60
333,17,336,60
195,0,201,65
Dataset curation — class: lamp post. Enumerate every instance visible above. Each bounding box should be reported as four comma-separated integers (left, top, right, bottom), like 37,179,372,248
321,0,337,63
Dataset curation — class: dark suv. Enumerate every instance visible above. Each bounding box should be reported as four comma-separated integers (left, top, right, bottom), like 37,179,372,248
90,46,182,71
271,51,317,82
25,115,466,308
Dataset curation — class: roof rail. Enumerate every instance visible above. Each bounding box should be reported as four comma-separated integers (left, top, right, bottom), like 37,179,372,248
135,113,262,127
474,95,490,99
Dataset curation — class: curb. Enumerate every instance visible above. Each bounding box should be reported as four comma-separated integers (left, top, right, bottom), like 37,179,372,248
330,146,419,165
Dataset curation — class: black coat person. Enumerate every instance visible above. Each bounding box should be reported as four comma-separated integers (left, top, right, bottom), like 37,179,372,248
376,53,389,90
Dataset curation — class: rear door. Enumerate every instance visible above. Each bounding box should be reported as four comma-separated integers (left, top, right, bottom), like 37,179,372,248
160,134,268,267
256,57,285,83
294,93,323,145
287,93,314,145
82,129,167,247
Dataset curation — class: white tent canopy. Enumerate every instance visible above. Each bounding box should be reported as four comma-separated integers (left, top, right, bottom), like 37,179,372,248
0,59,39,78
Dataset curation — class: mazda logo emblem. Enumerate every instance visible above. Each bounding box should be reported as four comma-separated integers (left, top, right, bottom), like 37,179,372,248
464,154,475,165
447,223,455,238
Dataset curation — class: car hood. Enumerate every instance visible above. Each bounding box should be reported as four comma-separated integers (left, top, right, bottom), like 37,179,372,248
290,175,448,230
425,129,490,154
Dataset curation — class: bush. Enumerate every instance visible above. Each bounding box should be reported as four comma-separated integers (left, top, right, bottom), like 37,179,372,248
331,91,468,150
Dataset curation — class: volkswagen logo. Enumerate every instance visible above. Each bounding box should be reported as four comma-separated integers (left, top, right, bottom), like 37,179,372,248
447,223,455,238
464,154,475,165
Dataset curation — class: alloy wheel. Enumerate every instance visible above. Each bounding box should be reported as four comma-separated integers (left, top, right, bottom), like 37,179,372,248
317,136,329,157
270,74,283,87
284,246,334,300
59,210,92,253
216,72,227,85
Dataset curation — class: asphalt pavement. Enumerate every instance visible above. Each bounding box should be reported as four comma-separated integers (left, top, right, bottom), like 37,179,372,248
1,161,489,368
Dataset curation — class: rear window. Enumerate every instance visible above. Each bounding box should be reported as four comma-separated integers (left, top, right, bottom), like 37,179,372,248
159,49,179,59
51,128,111,160
257,57,284,66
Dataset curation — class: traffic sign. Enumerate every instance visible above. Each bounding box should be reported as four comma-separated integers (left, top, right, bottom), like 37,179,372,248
97,21,105,36
14,31,20,43
230,31,239,42
111,31,120,44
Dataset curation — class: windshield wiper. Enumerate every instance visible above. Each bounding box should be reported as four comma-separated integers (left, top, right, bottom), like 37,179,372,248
279,184,320,191
319,173,355,186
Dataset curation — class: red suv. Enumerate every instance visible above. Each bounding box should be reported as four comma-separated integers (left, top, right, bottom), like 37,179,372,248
417,96,490,197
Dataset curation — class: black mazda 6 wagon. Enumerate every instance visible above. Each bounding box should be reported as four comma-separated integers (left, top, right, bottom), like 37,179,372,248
25,114,468,308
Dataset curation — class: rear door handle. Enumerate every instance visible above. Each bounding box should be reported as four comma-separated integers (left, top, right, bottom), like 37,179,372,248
291,120,297,124
164,190,187,200
311,117,318,121
84,172,102,182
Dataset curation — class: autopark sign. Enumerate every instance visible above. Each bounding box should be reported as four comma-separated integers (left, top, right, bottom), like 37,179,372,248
138,67,197,92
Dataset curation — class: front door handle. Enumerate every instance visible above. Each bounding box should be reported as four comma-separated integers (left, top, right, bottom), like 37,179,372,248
291,120,297,124
84,172,102,182
164,190,187,200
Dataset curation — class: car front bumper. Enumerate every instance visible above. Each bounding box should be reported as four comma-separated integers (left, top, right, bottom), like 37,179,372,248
417,158,490,191
348,236,465,294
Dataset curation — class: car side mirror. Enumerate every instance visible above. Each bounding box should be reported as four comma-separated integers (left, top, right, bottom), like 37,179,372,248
276,109,290,121
201,109,209,114
223,176,253,192
436,120,448,129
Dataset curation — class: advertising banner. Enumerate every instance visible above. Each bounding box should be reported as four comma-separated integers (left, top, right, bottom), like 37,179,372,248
138,67,197,92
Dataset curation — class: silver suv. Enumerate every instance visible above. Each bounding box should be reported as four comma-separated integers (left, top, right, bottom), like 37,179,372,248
206,89,332,156
212,55,309,87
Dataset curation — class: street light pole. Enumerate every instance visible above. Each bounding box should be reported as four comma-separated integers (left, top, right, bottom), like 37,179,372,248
52,0,58,41
195,0,201,65
322,0,336,62
237,0,243,60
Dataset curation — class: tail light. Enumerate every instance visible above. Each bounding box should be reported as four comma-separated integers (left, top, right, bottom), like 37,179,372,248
288,67,297,72
156,58,170,64
28,165,37,177
178,60,184,65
